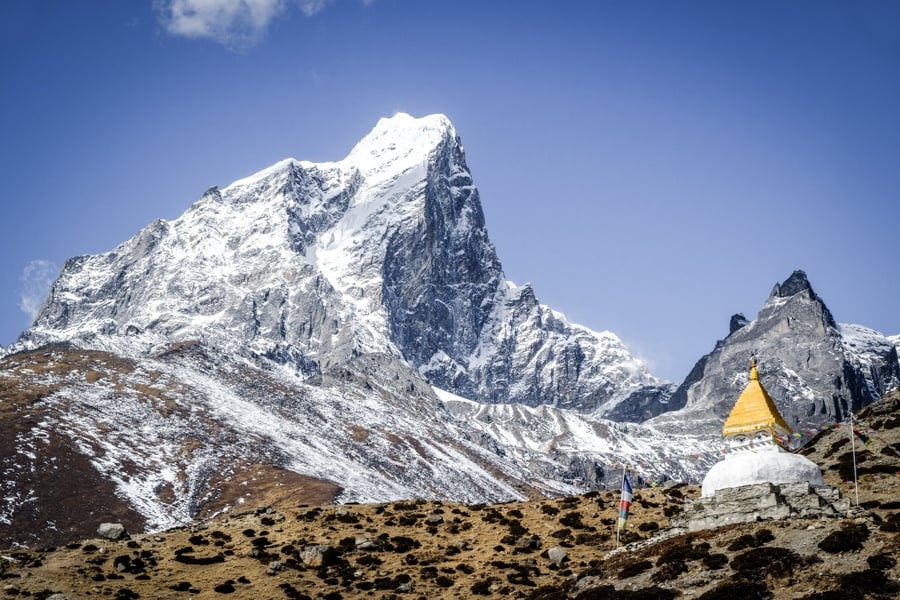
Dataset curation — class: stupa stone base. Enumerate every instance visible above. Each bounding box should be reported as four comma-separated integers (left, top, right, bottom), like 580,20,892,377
671,481,851,533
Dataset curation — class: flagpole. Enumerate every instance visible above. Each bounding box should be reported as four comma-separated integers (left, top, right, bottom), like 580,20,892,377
849,409,859,507
616,466,626,548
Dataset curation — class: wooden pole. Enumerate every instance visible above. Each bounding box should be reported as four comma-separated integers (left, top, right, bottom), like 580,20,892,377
849,410,859,507
615,467,626,548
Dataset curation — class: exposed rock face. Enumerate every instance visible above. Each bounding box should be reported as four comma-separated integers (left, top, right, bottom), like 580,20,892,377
603,383,678,422
19,113,663,413
665,270,900,430
889,334,900,353
729,313,749,335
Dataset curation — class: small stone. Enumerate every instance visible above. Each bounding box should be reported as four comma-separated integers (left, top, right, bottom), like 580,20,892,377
97,523,127,540
514,535,541,551
300,545,333,567
266,560,282,575
547,546,568,564
425,514,444,525
355,536,379,550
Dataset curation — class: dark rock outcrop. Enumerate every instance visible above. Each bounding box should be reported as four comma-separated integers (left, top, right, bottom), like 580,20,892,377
667,270,900,430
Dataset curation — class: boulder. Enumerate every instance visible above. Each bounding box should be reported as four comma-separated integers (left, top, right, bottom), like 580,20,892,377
300,545,334,567
96,522,127,540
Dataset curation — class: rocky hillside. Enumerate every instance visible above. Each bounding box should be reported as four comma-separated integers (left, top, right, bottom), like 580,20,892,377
3,392,897,599
0,344,717,550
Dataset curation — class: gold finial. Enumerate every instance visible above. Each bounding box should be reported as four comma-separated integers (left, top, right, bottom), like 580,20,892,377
749,357,759,381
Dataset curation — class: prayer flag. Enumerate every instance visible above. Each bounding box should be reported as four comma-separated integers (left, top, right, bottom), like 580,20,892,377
852,428,871,445
617,472,634,530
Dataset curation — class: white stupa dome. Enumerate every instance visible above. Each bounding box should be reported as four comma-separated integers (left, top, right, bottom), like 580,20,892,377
701,447,825,497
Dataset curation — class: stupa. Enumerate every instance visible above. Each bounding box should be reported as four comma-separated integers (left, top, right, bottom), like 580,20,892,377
701,358,824,497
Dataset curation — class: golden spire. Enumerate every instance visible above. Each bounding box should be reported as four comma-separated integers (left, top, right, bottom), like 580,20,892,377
722,358,793,439
748,357,759,380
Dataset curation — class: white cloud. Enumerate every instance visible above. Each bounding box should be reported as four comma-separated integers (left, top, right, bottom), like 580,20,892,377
19,259,58,321
156,0,333,48
298,0,330,17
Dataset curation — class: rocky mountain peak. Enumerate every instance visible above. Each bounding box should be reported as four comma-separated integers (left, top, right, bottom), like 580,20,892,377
344,112,456,181
17,113,660,414
729,313,749,335
665,269,898,428
763,269,836,330
771,269,812,298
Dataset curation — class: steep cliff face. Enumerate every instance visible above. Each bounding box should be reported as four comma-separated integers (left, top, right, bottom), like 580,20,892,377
667,270,899,429
889,334,900,357
20,113,663,412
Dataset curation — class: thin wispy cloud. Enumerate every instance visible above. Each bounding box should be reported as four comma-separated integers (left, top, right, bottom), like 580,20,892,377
19,259,58,322
156,0,334,48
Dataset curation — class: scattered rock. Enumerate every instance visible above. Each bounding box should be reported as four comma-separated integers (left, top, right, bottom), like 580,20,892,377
546,546,568,564
97,523,127,540
354,536,379,550
299,545,334,567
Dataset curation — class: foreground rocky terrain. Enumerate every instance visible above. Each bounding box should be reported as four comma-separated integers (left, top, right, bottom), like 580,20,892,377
3,391,897,599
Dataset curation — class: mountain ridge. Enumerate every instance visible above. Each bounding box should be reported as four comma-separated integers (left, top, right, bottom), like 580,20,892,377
15,112,665,414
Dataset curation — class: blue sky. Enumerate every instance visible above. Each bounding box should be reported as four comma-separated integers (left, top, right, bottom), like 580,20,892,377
1,0,898,381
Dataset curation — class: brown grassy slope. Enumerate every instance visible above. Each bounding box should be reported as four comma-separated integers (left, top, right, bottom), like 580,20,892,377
0,347,148,547
1,392,897,599
0,347,343,548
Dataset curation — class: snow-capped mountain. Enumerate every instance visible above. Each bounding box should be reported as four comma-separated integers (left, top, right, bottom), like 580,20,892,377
21,113,663,414
2,114,700,546
654,270,900,433
4,115,898,547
